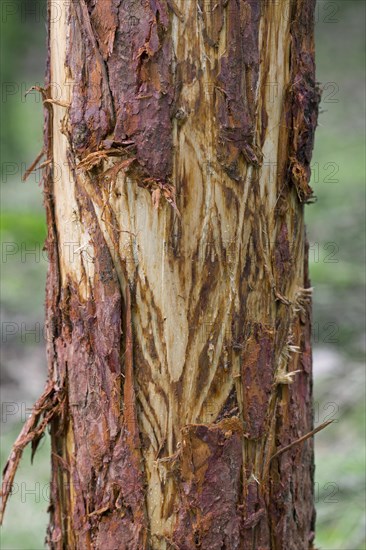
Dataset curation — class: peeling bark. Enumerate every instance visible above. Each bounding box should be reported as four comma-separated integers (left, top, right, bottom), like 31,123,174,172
2,0,321,548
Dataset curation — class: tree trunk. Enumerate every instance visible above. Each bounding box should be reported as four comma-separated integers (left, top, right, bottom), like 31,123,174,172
2,0,320,548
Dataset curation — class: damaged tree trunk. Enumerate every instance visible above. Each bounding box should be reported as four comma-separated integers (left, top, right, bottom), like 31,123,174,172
2,0,321,548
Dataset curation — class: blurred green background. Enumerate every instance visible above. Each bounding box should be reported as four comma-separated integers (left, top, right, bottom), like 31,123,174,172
0,1,365,548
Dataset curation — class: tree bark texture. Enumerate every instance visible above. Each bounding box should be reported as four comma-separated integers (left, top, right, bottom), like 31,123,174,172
2,0,320,548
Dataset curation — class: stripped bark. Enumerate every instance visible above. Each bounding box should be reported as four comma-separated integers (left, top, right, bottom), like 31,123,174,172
2,0,321,548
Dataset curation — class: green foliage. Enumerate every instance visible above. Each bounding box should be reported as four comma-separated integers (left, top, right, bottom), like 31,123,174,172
1,212,46,245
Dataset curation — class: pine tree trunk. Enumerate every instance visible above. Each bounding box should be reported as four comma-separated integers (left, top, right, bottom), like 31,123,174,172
2,0,321,548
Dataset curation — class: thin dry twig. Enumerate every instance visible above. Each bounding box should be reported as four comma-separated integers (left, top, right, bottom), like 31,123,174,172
25,85,47,100
22,149,45,182
270,419,334,462
43,98,70,108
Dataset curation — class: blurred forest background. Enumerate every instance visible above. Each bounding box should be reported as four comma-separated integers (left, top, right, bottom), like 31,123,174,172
0,1,365,548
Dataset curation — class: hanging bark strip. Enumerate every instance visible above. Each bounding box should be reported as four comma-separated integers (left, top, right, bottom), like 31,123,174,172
2,0,322,548
0,380,65,523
